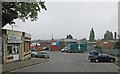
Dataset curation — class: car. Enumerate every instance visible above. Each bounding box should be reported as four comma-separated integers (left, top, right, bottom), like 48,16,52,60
88,50,99,60
43,46,49,50
90,54,115,63
89,50,99,55
61,48,65,52
61,47,68,52
36,51,50,58
31,49,38,57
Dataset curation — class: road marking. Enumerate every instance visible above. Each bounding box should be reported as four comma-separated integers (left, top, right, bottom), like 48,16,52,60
114,62,120,71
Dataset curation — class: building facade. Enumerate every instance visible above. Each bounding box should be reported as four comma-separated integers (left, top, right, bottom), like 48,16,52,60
2,29,31,64
96,41,115,49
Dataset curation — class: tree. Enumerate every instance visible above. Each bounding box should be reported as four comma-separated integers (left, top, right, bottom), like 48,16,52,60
81,38,87,43
114,32,117,40
114,40,120,49
89,28,95,41
2,1,47,27
114,35,120,49
104,30,113,40
66,34,73,39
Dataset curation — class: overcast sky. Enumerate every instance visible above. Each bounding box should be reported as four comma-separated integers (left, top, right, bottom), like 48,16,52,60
3,1,118,40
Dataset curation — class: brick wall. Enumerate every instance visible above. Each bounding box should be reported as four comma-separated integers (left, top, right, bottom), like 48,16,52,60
97,41,115,49
50,45,62,51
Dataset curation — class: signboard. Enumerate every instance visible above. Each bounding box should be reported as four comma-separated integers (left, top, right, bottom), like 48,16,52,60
8,35,22,43
8,40,22,43
8,35,21,40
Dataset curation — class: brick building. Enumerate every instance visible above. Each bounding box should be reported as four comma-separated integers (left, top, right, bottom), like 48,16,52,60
96,41,115,49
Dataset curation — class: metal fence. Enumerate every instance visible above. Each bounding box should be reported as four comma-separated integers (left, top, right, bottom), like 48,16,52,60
87,46,120,56
96,48,119,56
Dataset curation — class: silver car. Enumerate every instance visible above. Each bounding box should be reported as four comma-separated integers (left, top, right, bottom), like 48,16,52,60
31,49,38,57
36,51,50,58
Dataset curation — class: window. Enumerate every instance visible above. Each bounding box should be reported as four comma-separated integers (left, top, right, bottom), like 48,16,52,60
7,45,13,55
80,45,83,47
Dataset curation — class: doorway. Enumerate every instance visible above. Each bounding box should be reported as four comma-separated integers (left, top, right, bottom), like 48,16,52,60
7,44,20,61
13,45,20,61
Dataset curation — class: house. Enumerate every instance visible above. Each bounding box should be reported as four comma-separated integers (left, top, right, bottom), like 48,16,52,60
96,41,115,49
2,29,31,64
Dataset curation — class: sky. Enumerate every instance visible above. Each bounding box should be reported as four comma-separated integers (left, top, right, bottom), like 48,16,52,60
3,1,118,40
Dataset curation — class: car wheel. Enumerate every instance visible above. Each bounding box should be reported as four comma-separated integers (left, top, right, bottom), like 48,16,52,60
95,59,99,63
110,59,114,62
35,55,37,57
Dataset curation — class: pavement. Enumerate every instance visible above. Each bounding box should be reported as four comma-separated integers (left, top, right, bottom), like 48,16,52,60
2,57,49,74
113,56,120,71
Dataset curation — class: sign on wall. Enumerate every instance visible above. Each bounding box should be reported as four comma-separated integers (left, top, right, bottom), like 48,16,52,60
8,35,22,43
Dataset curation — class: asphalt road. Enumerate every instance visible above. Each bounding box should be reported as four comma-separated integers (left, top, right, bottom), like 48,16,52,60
12,51,118,72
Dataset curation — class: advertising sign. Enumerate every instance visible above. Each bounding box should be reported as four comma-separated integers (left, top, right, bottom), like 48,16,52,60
8,35,22,43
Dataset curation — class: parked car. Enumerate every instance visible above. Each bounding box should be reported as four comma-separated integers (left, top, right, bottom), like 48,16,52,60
61,47,68,52
43,46,49,50
31,49,38,57
36,51,50,58
89,50,99,55
61,48,65,52
88,50,99,60
89,54,115,63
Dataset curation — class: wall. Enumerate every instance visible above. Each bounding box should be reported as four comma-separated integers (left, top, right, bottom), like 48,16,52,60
50,45,61,51
97,41,115,49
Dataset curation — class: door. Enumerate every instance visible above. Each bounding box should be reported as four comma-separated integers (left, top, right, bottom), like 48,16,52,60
98,56,106,62
99,55,109,62
13,45,20,61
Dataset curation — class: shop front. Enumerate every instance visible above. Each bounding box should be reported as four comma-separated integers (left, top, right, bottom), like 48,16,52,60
7,39,22,61
2,29,31,64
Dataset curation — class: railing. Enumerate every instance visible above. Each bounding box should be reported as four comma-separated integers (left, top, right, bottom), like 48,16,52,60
87,46,120,56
